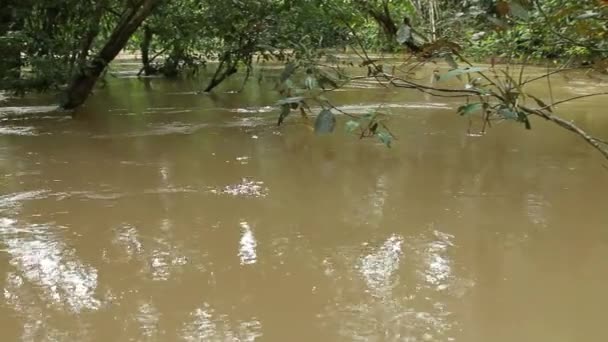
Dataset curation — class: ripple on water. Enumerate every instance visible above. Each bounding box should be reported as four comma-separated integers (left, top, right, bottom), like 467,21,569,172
136,302,160,339
113,224,144,260
236,156,250,165
0,105,59,116
0,191,50,211
1,218,101,313
110,222,188,281
344,81,385,89
181,303,263,342
337,102,451,114
358,234,403,298
209,178,269,198
318,229,470,341
224,116,267,128
0,126,38,136
526,193,549,227
231,106,274,114
127,122,209,137
93,122,208,138
54,190,125,201
140,107,195,115
420,231,454,288
564,84,605,95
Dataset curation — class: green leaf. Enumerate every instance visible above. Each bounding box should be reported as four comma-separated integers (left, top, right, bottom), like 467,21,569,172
345,120,360,133
314,109,336,134
377,131,392,148
498,107,519,120
457,102,483,116
277,104,291,126
304,76,317,90
497,107,531,129
439,67,487,82
519,112,532,130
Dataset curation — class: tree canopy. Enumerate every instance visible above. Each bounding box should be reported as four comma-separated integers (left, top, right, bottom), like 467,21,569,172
0,0,607,157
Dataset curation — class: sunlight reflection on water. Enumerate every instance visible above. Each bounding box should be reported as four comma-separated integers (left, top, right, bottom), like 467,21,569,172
1,218,101,313
182,303,263,342
209,178,269,198
359,234,403,298
239,221,257,265
316,229,470,341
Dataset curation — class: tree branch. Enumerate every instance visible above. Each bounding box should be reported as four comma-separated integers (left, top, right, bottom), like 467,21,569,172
520,105,608,160
547,92,608,108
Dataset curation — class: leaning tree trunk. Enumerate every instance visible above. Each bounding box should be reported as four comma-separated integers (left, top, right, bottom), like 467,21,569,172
61,0,159,110
203,52,238,93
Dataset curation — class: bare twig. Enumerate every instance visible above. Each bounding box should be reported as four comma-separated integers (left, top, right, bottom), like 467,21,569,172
521,105,608,160
518,55,530,86
383,70,608,160
547,63,555,108
313,98,359,119
327,19,608,160
546,92,608,108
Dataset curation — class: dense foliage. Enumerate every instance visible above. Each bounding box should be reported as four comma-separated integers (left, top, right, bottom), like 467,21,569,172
1,0,606,95
0,0,607,156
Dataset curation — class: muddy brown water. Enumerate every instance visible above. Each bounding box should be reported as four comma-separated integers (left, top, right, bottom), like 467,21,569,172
1,62,608,342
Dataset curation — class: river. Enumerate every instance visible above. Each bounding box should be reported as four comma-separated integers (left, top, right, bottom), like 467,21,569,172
1,60,608,341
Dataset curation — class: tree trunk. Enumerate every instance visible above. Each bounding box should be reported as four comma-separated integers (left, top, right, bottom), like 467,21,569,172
0,3,23,83
140,25,154,76
77,0,107,66
355,0,397,49
61,0,159,110
68,0,107,75
203,53,238,93
162,45,184,78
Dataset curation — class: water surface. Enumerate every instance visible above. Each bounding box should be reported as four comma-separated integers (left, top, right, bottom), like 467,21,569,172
1,62,608,341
